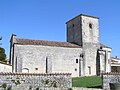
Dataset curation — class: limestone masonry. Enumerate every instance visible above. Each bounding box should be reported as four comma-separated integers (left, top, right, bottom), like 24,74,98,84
102,72,120,90
8,14,112,77
0,72,71,90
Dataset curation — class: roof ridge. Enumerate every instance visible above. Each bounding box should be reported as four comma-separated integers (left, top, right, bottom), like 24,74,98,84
16,38,71,43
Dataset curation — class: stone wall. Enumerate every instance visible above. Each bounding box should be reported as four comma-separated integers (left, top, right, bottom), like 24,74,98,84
72,87,102,90
102,72,120,90
0,63,12,72
98,48,111,75
81,15,100,76
13,45,82,77
0,72,71,90
66,15,82,46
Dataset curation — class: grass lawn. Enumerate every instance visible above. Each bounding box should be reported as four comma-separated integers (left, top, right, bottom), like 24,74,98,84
72,76,102,88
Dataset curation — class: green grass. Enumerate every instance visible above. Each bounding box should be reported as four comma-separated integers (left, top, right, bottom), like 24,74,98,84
72,76,102,88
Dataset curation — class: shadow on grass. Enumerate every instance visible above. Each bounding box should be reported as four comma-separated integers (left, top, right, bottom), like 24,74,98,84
87,85,102,89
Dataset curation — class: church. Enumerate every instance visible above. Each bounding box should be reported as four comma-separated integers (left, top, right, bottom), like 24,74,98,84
9,14,111,77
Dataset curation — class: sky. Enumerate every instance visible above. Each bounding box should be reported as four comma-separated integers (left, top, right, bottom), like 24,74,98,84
0,0,120,58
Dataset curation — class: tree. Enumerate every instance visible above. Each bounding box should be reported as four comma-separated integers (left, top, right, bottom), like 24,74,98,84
0,47,6,62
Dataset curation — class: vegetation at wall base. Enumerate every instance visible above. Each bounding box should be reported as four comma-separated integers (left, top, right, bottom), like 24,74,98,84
72,76,102,88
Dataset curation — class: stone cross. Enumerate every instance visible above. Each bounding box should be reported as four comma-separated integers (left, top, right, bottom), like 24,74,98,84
0,36,2,40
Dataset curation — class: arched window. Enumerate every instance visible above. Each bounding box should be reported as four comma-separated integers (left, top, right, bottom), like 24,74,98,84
22,68,29,73
89,23,93,29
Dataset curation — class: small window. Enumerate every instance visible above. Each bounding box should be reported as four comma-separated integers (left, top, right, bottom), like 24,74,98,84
88,66,91,75
35,68,38,70
89,23,92,29
76,59,78,63
75,68,77,71
100,46,102,49
73,24,75,27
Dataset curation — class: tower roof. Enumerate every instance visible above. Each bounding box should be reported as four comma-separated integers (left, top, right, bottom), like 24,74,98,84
66,14,99,24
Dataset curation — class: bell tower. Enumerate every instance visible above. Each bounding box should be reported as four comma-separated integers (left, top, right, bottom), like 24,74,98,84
66,14,99,45
66,14,100,76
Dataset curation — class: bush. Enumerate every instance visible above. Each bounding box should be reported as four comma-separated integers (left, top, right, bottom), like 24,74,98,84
68,88,73,90
1,83,7,89
0,47,6,62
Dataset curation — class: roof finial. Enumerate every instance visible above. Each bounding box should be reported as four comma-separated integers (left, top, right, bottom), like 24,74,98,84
0,36,2,46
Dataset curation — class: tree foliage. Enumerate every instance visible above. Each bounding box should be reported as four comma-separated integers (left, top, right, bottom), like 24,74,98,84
0,47,6,62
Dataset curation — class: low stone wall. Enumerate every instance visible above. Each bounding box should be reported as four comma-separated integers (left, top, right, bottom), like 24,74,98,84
102,72,120,90
72,87,102,90
0,63,12,72
0,72,71,90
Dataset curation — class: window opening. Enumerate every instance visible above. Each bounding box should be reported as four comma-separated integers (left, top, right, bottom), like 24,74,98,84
76,59,78,63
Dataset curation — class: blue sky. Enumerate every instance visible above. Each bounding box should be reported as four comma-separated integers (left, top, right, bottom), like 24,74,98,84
0,0,120,58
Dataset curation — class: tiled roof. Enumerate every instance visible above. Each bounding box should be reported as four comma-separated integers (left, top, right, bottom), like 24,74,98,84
111,57,120,64
15,38,110,49
111,59,118,63
100,43,111,49
0,72,71,75
15,38,81,48
112,57,120,60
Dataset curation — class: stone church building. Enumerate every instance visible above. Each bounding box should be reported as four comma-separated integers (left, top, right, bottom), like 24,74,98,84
9,14,111,77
